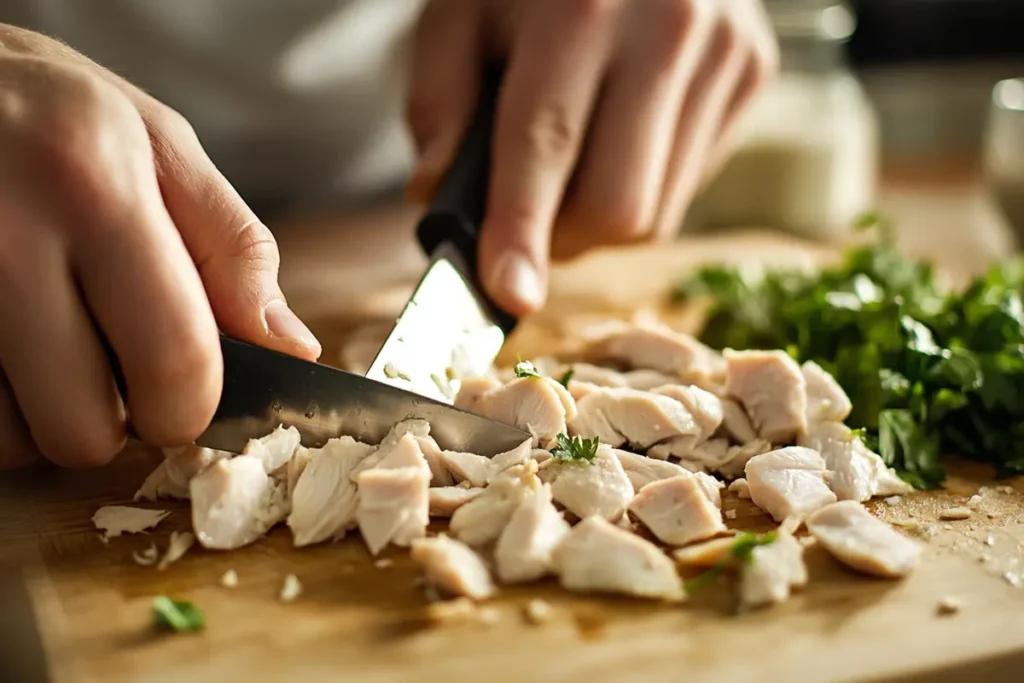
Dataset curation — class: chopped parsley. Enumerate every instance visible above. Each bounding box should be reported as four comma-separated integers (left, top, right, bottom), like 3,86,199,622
383,363,411,382
152,596,205,633
559,368,575,388
514,354,544,380
550,433,599,464
683,532,777,593
674,211,1024,488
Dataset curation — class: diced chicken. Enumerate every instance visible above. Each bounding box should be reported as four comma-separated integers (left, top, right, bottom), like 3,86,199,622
646,435,702,462
286,446,311,499
531,448,553,464
416,434,455,487
243,425,301,474
739,525,808,609
353,432,431,480
494,483,570,583
628,475,727,546
454,376,502,414
649,384,724,440
439,439,532,487
568,380,602,402
449,472,540,546
190,455,286,550
716,439,774,479
623,370,685,391
719,398,758,444
729,478,751,499
672,536,741,568
472,377,577,447
802,361,853,423
807,501,922,578
745,447,837,522
539,445,634,522
92,506,171,539
579,321,726,389
157,531,195,570
614,450,722,505
410,534,496,600
569,387,700,449
553,516,686,602
356,466,430,555
429,487,485,517
798,422,912,501
563,363,629,388
287,436,375,547
135,445,232,501
724,350,807,443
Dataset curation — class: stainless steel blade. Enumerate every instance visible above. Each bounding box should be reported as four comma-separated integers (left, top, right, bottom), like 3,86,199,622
195,336,529,456
365,241,506,404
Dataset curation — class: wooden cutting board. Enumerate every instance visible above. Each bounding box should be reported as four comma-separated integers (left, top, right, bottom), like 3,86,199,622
2,226,1023,683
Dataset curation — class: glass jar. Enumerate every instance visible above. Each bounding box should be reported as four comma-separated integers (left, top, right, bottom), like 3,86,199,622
687,0,880,242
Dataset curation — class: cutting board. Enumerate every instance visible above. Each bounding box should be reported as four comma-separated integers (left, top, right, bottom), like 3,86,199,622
2,227,1023,683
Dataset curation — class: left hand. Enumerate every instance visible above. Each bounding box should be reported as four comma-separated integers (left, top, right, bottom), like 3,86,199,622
406,0,778,317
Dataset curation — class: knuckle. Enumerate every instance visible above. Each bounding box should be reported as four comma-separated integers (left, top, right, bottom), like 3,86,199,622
223,219,281,273
145,104,200,158
524,102,582,161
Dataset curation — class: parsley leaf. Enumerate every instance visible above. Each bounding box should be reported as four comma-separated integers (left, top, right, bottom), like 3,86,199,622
514,354,543,380
550,433,599,463
683,532,777,593
152,596,205,633
559,368,575,388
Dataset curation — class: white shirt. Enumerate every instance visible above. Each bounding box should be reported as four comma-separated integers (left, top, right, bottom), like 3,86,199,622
1,0,424,208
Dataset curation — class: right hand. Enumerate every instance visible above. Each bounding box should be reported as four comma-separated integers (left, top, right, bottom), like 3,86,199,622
0,25,322,470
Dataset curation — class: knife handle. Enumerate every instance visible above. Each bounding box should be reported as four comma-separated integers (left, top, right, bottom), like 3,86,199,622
415,65,517,335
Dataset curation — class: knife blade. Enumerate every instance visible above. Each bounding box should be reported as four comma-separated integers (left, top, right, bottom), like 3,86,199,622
365,66,516,404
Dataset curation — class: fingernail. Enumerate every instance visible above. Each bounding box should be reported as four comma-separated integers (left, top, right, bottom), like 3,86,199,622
491,252,545,313
264,300,322,359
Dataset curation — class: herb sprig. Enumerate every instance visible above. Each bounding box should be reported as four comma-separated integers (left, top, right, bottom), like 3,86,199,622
152,596,205,633
550,433,600,464
683,532,777,593
514,354,544,380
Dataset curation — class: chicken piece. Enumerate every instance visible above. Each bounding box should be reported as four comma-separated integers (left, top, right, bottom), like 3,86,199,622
580,321,727,388
745,447,837,522
416,434,455,487
454,376,502,414
649,384,724,440
473,377,577,447
563,363,629,388
672,536,741,568
157,531,195,570
567,380,602,402
135,445,232,501
494,483,570,583
92,506,170,539
286,446,311,499
449,472,540,546
807,501,922,578
287,436,375,547
719,399,758,444
569,387,700,449
724,350,807,443
410,534,496,600
613,450,723,505
439,439,532,487
356,466,430,555
190,455,286,550
729,478,751,499
798,422,912,501
628,475,727,546
539,445,634,521
802,361,853,424
623,370,684,391
553,516,686,602
353,432,430,481
716,439,774,480
739,525,808,609
243,425,301,474
429,487,485,517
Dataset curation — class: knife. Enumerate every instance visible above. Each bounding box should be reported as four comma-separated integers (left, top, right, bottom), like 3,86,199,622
365,66,515,404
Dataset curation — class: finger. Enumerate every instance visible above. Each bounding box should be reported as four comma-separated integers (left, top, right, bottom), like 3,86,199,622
558,0,710,254
480,0,618,316
405,0,485,204
0,369,39,471
0,206,125,468
653,8,749,239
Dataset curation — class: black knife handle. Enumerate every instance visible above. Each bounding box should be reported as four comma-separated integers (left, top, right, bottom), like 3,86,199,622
415,66,517,335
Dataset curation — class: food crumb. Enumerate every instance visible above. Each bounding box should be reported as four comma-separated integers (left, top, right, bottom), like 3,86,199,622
987,512,998,519
985,534,995,547
1003,571,1022,588
942,524,954,531
884,496,901,506
375,558,394,569
280,574,302,602
728,479,751,500
966,494,984,509
427,597,476,624
157,531,195,571
478,606,501,626
221,570,238,588
132,544,159,566
524,599,552,625
725,509,738,520
940,507,972,521
891,518,919,529
936,596,962,615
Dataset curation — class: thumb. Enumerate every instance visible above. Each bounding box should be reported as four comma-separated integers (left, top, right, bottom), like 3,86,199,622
405,0,484,204
146,112,322,361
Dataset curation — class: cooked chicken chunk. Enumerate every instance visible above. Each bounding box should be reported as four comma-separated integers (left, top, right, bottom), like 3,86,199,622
469,376,577,447
567,380,602,402
190,455,286,550
439,439,532,487
494,483,570,583
135,445,232,501
628,475,727,546
807,501,922,578
92,506,170,539
739,526,808,609
802,361,853,423
355,466,430,555
539,445,634,521
729,478,751,499
287,436,375,547
243,424,301,474
454,376,502,414
719,398,758,443
569,387,700,448
798,422,912,501
745,447,837,522
553,516,686,602
717,439,774,479
560,363,680,393
429,487,485,517
672,536,741,568
286,446,311,499
354,432,431,480
649,384,724,440
449,472,540,546
416,434,455,487
724,350,807,443
410,534,496,600
614,450,723,504
646,435,702,462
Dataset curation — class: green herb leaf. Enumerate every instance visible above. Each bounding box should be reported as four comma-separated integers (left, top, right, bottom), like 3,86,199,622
514,354,543,380
683,532,777,593
559,368,575,388
549,433,599,464
152,596,205,633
